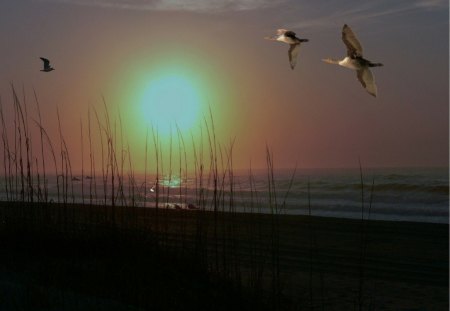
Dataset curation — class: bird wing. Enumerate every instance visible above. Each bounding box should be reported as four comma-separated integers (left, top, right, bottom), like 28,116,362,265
277,29,288,35
288,44,301,70
357,68,377,97
40,57,50,68
40,57,50,65
342,24,363,57
284,30,297,39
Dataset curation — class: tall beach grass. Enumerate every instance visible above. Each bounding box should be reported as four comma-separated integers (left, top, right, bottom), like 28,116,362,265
0,85,387,310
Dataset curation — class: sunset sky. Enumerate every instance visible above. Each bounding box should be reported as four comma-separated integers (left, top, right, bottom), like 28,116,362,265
0,0,448,171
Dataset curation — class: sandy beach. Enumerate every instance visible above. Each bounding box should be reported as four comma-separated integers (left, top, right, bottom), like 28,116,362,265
0,202,448,310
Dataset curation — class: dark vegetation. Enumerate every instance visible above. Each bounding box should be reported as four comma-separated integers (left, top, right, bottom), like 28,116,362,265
0,85,448,310
0,85,298,310
0,215,266,311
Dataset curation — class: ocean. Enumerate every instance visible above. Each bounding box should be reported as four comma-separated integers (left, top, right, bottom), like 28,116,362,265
0,167,448,224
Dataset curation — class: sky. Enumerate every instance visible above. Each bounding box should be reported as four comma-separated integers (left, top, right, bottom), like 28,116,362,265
0,0,448,172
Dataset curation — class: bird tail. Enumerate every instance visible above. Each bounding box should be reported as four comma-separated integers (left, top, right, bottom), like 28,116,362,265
369,62,383,67
300,39,309,42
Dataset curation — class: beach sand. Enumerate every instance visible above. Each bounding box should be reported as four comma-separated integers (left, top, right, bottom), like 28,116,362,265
0,202,448,310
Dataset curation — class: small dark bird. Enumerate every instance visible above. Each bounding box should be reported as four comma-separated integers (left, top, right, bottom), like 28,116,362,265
40,57,55,72
265,29,309,70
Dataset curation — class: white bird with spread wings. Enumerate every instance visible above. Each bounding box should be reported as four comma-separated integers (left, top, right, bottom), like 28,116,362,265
265,29,309,70
322,24,383,97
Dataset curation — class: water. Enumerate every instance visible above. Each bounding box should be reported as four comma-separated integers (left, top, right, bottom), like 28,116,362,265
272,167,449,223
0,167,448,224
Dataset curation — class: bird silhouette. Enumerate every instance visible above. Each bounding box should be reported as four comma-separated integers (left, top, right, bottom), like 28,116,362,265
40,57,55,72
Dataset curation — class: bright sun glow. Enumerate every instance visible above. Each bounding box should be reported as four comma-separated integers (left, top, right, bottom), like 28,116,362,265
140,75,202,136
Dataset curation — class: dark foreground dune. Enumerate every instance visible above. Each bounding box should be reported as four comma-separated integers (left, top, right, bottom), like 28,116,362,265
0,201,448,310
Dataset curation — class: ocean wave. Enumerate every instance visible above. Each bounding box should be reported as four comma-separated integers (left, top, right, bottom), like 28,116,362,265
372,183,448,194
309,182,449,194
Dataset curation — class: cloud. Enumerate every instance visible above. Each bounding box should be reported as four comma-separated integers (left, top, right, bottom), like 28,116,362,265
287,0,448,30
39,0,286,12
414,0,448,9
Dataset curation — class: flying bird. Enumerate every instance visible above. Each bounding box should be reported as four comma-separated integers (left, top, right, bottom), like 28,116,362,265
265,29,309,70
40,57,55,72
322,24,383,97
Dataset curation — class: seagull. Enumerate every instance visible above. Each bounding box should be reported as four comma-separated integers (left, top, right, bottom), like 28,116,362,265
322,24,383,97
40,57,55,72
265,29,309,70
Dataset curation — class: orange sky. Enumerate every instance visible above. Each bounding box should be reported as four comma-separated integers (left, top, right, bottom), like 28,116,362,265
0,0,448,173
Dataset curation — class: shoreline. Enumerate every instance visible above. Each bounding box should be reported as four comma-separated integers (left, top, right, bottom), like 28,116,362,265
2,199,447,224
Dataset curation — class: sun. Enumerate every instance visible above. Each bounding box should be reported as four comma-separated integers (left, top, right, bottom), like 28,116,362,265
140,74,202,136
